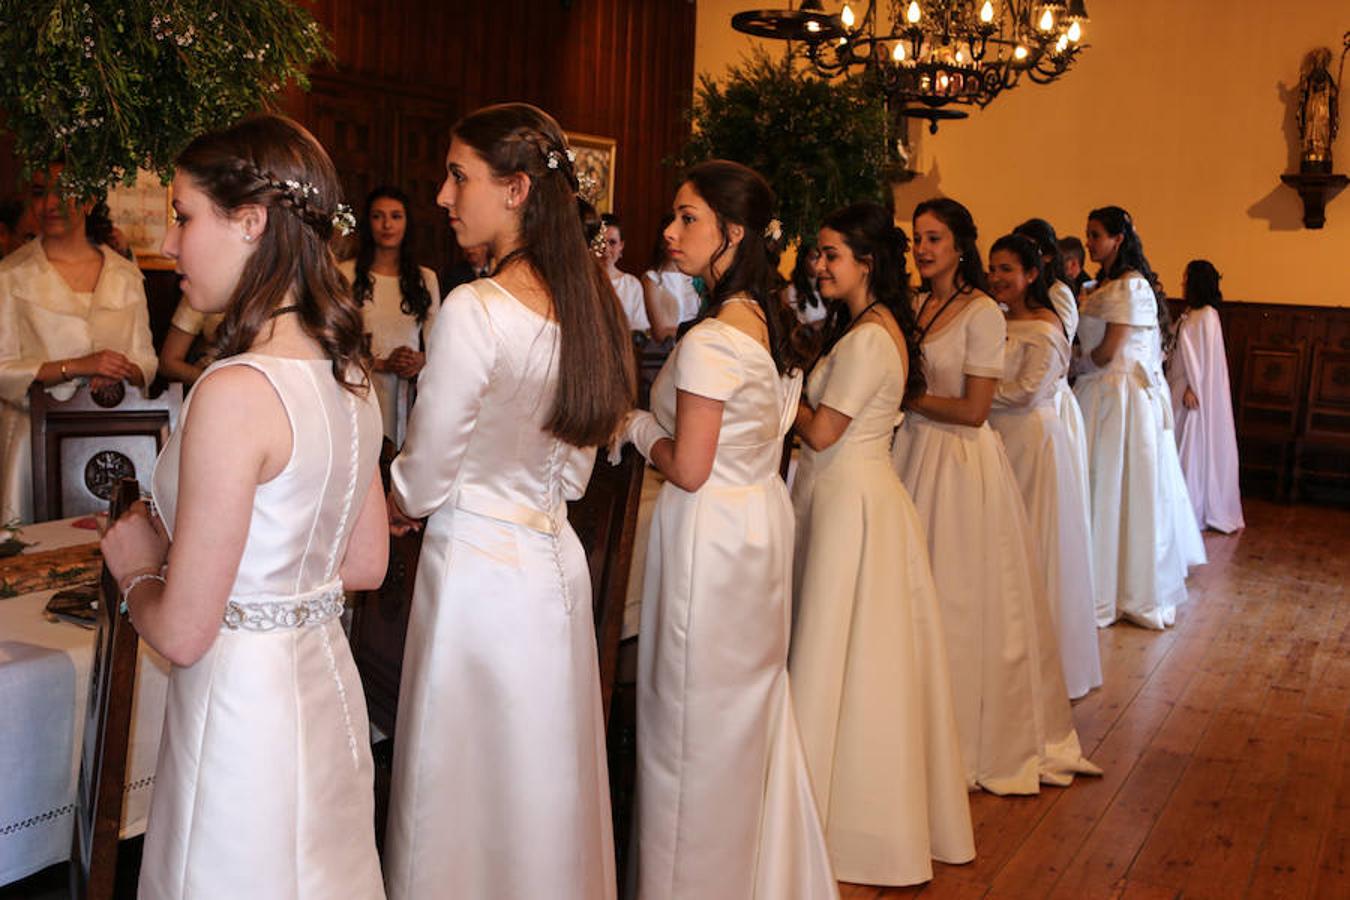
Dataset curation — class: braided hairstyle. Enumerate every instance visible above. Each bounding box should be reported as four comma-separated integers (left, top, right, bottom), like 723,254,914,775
175,114,369,394
819,202,926,404
451,102,634,447
680,159,806,375
352,185,432,323
1012,217,1069,289
1088,205,1170,333
912,197,988,296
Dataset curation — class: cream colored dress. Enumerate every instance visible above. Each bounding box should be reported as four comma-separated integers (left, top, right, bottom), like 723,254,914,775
141,353,385,900
891,294,1099,794
790,324,973,885
637,310,836,899
1075,275,1206,629
0,239,157,523
384,279,614,900
990,319,1102,700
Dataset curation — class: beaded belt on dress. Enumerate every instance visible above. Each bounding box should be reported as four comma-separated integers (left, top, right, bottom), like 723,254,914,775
220,580,344,632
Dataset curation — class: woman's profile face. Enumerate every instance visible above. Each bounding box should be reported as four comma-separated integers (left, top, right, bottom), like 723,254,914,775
911,211,959,284
161,172,258,314
436,137,514,251
369,197,407,251
663,181,734,283
1084,218,1121,265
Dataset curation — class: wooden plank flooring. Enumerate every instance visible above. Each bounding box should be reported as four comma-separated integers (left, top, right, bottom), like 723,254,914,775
840,499,1350,900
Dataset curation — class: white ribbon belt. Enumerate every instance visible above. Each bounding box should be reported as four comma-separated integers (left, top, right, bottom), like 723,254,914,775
455,486,567,535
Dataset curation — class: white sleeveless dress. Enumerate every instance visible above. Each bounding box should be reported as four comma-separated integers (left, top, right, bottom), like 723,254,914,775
891,294,1099,794
637,313,837,899
989,320,1102,701
141,353,385,900
383,280,615,900
789,324,973,885
1075,275,1206,629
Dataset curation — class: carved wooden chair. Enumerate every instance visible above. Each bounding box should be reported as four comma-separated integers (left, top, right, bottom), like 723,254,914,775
29,382,182,521
69,477,142,900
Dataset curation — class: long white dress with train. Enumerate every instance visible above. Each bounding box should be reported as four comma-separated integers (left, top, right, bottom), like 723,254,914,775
384,280,615,900
989,319,1102,700
141,353,385,900
637,310,837,899
1168,305,1244,533
1075,275,1206,629
789,323,973,885
892,294,1099,794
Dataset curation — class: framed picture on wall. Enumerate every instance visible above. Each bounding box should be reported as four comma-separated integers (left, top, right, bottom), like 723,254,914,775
565,131,617,214
104,169,174,270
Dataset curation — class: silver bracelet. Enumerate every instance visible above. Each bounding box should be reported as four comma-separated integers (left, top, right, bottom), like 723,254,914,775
119,572,166,614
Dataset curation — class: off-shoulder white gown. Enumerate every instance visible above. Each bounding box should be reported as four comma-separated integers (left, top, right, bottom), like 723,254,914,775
384,280,615,900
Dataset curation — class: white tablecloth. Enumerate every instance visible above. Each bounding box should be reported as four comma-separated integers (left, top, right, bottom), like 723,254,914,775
0,518,170,886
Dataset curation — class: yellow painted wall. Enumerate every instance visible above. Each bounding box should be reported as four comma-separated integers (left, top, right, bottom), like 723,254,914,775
695,1,1350,306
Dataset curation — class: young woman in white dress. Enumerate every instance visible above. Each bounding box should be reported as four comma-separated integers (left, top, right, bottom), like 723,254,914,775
619,160,836,899
338,186,439,447
599,212,651,333
790,203,973,886
986,234,1102,701
1013,218,1091,508
892,198,1098,794
0,163,157,524
382,103,634,900
1076,206,1205,629
100,114,389,900
1168,260,1244,533
785,242,829,329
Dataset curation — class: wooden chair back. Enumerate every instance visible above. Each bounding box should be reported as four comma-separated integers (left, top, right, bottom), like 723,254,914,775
69,477,142,900
29,382,182,522
567,446,645,723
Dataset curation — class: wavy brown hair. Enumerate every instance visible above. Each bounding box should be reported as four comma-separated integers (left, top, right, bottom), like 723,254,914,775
681,160,806,375
452,103,634,447
175,115,369,394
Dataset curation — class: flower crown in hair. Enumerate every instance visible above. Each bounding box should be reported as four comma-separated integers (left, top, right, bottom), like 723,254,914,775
547,147,577,170
331,204,356,237
254,168,354,237
764,218,783,243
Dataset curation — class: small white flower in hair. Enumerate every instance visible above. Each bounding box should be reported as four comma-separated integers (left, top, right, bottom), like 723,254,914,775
565,149,577,163
332,204,356,237
764,218,783,242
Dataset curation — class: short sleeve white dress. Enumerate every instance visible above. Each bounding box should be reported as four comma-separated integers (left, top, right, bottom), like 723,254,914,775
790,323,973,885
892,293,1099,794
637,305,837,899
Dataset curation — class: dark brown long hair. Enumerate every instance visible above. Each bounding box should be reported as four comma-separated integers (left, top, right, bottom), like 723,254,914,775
819,202,926,404
175,115,369,393
452,103,634,447
681,160,805,374
352,185,433,323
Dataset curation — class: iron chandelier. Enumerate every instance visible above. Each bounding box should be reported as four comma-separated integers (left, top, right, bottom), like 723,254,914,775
732,1,1091,133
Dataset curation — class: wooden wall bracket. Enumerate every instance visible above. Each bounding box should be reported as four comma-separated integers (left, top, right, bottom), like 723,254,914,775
1280,172,1349,229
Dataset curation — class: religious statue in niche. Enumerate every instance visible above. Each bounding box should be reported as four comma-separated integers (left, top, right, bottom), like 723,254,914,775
1297,46,1340,173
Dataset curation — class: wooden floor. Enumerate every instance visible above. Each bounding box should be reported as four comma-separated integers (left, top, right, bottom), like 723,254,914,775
841,498,1350,900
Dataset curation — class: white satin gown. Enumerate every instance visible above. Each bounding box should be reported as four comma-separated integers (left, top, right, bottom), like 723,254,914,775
141,353,385,900
384,280,615,900
1168,305,1244,533
989,319,1102,701
1075,276,1206,630
789,323,973,885
637,308,837,899
892,294,1099,794
1048,280,1091,508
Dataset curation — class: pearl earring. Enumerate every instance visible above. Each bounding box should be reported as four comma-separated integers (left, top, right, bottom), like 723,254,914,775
242,233,254,243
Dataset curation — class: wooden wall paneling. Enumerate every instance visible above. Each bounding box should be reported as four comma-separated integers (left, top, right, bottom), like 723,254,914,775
391,96,456,274
302,78,387,218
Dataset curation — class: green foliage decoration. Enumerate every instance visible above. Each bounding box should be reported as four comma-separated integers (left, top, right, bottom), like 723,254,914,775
678,50,888,248
0,1,330,197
